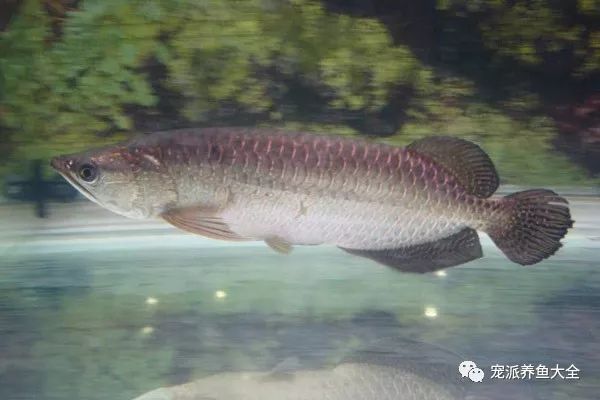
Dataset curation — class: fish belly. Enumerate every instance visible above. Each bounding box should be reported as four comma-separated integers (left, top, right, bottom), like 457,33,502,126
220,187,465,250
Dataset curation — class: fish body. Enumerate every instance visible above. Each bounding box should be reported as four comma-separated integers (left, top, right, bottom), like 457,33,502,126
51,128,573,271
131,362,462,400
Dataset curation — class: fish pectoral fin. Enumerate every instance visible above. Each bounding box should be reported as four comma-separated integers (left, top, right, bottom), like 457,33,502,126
161,206,247,241
339,227,482,273
407,136,499,198
265,236,293,254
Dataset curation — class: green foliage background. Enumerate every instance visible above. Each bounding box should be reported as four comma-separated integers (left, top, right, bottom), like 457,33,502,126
0,0,598,184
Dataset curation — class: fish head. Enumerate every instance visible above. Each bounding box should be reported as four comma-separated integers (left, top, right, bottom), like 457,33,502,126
50,143,176,219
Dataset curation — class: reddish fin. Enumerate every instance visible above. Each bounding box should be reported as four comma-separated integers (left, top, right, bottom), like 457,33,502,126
487,189,573,265
340,227,482,273
161,206,248,241
408,136,499,198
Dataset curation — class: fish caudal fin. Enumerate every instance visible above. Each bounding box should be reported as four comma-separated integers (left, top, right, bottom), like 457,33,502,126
488,189,573,265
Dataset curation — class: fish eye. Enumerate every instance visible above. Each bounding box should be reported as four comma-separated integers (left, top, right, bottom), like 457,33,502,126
78,163,98,183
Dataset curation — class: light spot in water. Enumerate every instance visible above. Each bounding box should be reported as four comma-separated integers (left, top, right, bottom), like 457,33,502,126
215,290,227,300
141,326,154,335
435,270,447,277
424,306,438,318
145,297,159,306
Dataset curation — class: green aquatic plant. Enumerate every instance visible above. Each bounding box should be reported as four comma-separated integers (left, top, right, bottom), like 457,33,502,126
160,0,420,118
0,0,160,169
436,0,600,76
0,0,596,186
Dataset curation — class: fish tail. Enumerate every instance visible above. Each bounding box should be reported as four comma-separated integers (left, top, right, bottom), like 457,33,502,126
486,189,573,265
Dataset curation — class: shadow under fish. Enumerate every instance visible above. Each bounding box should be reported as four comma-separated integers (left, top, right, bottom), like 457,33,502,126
131,338,540,400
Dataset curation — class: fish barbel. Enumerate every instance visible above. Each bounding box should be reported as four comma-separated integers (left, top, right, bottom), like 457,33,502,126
51,128,573,272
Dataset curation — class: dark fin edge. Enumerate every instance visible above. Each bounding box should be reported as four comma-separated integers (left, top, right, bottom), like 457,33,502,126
340,227,483,273
407,136,499,198
487,189,573,265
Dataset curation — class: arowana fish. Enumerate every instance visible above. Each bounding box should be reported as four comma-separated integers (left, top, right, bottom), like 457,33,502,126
51,128,573,272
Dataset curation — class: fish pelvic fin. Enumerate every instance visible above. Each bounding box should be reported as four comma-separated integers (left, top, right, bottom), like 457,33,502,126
161,206,249,241
487,189,573,265
340,227,482,273
265,236,293,254
407,136,499,198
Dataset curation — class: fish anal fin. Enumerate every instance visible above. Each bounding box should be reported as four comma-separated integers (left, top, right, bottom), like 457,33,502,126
265,236,293,254
407,136,499,198
161,206,248,241
340,227,482,273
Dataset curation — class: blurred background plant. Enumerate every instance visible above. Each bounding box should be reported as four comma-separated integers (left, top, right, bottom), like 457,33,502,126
0,0,598,184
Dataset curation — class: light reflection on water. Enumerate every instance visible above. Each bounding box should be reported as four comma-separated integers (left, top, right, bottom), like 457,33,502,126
0,199,598,400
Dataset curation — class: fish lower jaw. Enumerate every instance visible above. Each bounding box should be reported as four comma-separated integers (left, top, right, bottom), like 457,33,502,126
99,203,153,219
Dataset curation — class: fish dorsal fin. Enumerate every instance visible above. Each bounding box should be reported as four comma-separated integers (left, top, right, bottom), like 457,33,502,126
265,236,293,254
340,227,482,273
161,206,248,241
407,136,499,198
